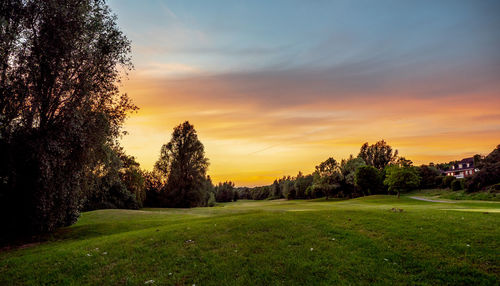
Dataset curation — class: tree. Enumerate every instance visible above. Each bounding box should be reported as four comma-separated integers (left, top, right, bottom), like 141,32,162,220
314,157,342,199
358,140,398,170
154,121,209,207
294,172,313,199
0,0,134,235
270,180,282,199
82,145,142,211
467,145,500,192
340,156,366,197
215,181,235,203
418,165,441,189
355,166,382,196
384,166,420,198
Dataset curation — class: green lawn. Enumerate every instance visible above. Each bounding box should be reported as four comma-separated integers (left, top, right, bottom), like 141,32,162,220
1,195,499,285
407,188,500,201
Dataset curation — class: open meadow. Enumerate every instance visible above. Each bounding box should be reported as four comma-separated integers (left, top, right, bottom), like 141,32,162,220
1,195,499,285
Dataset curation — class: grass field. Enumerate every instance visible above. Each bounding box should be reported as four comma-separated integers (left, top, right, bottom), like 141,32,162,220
407,188,500,201
1,195,499,285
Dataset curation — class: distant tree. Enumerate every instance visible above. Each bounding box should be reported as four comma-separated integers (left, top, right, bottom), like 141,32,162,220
271,180,282,199
395,157,413,167
82,145,140,211
358,140,398,170
314,157,342,199
283,180,296,200
384,166,420,198
233,189,239,202
467,145,500,192
0,0,134,235
418,165,441,189
154,121,209,207
215,181,235,202
355,166,382,196
294,172,313,199
143,170,163,207
340,156,366,197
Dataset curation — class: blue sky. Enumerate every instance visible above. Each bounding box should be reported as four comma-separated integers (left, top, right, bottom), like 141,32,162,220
109,0,500,76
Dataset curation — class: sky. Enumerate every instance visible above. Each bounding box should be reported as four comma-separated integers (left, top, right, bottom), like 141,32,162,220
108,0,500,187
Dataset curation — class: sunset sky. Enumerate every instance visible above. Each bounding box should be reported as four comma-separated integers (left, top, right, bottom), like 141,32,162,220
108,0,500,186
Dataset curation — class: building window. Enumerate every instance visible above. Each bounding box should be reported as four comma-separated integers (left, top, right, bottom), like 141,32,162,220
467,163,470,167
459,164,462,169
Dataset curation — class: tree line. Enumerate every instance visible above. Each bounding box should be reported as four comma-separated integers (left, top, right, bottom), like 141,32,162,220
236,142,500,201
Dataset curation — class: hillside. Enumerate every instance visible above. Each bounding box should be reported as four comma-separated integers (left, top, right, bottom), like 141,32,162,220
1,196,499,285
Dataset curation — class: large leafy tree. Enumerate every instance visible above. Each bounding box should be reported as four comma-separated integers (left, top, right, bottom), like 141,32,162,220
154,121,209,207
383,166,420,198
313,157,342,199
354,165,382,196
340,156,366,197
358,140,398,170
0,0,134,235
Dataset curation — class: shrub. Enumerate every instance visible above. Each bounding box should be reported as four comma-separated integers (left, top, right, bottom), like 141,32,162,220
442,176,456,189
207,193,216,207
451,180,462,191
435,176,446,188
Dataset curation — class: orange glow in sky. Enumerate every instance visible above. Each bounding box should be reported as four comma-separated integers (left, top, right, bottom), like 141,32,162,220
109,0,500,186
119,71,500,186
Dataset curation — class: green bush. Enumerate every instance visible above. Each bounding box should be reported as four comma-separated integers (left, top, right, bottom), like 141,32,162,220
442,176,456,189
207,193,216,207
451,179,462,191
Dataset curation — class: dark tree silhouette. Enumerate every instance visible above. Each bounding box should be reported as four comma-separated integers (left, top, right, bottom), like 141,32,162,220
358,140,398,170
154,121,209,207
0,0,134,236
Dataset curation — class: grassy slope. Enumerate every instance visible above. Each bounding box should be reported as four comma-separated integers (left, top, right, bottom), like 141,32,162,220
0,196,499,285
408,188,500,201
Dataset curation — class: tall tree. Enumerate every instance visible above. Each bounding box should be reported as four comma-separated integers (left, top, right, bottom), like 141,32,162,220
358,140,398,170
314,157,342,199
154,121,209,207
0,0,134,235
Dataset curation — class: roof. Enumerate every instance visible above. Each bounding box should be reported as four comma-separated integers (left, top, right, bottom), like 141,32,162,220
444,157,475,173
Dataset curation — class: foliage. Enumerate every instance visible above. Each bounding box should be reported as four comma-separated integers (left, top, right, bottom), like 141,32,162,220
215,181,236,203
355,165,382,195
207,192,216,207
358,140,398,170
418,165,441,189
340,156,366,197
442,176,456,189
270,180,282,199
143,171,164,207
83,145,142,211
153,121,210,207
451,179,463,191
313,157,342,199
467,145,500,192
384,166,421,198
294,172,313,199
0,0,134,235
